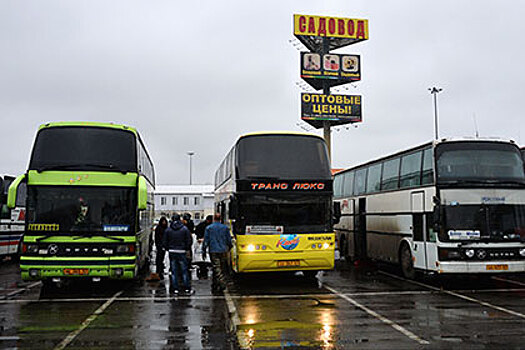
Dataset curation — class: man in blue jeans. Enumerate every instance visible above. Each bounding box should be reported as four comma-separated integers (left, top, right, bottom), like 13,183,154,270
202,213,232,293
162,214,194,295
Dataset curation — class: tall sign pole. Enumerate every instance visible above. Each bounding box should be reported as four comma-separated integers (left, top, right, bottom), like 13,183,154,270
293,14,369,162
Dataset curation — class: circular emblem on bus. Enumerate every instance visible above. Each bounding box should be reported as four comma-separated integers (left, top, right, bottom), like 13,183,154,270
48,244,59,255
276,234,300,251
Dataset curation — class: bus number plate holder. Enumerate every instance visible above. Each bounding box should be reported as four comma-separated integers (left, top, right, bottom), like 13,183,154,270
63,268,90,275
277,260,300,267
486,264,508,271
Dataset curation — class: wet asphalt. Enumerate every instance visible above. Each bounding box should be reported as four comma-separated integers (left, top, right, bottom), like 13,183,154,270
1,254,525,349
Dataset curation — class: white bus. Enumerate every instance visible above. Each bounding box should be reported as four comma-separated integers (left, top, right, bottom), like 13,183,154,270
0,175,26,258
334,138,525,278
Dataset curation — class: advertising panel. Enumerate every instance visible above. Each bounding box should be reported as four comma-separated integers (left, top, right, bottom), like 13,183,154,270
301,93,362,127
293,14,369,52
301,52,360,90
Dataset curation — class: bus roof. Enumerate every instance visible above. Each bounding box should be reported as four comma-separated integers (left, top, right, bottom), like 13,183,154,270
336,138,518,176
238,131,324,141
38,121,138,136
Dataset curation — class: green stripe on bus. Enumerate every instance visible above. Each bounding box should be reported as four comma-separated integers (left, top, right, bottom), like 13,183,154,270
38,121,138,136
27,170,138,187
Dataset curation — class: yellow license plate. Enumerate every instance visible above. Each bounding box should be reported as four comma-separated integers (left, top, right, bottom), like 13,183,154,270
63,268,90,275
486,264,508,271
277,260,300,267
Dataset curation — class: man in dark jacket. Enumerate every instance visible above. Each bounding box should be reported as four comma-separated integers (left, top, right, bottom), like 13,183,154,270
154,216,168,279
203,213,232,293
162,214,193,295
195,215,213,240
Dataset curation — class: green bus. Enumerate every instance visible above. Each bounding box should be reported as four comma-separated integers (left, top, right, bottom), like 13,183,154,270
7,122,155,283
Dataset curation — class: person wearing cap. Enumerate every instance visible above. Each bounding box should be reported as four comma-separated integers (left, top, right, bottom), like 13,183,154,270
202,213,232,293
162,214,194,295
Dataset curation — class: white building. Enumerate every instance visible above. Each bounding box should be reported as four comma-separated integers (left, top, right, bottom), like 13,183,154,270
154,185,214,222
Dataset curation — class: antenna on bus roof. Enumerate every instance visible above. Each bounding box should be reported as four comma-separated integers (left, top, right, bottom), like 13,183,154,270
473,113,479,138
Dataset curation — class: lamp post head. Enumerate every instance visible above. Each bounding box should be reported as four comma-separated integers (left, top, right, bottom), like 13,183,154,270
187,151,195,157
428,87,443,94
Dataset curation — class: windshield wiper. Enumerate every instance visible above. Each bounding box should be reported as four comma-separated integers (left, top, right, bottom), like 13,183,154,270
72,233,125,242
36,234,62,242
246,176,280,180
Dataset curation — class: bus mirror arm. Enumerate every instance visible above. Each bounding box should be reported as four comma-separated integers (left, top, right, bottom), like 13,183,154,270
432,205,441,231
7,174,26,209
137,176,148,211
228,197,238,220
333,202,341,225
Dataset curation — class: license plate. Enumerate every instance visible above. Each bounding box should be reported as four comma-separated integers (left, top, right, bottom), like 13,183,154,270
277,260,300,267
63,268,90,275
486,264,508,271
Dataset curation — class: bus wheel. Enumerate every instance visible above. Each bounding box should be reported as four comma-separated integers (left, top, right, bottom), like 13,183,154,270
399,243,416,280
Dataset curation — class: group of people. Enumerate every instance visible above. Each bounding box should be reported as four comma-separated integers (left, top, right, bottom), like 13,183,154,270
154,213,232,295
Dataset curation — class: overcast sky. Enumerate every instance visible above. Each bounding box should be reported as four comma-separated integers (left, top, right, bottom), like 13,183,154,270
1,1,524,185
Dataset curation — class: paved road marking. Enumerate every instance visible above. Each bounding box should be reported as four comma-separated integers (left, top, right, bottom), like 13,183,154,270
491,276,525,287
0,282,41,300
324,285,430,345
2,287,525,304
53,290,123,350
379,271,525,320
223,288,249,349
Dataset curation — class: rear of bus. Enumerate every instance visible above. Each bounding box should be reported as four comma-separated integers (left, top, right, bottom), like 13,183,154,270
229,133,336,273
9,123,152,282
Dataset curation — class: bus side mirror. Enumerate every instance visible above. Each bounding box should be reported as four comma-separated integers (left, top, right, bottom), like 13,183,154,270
138,176,148,210
7,174,26,209
333,201,341,224
228,197,238,220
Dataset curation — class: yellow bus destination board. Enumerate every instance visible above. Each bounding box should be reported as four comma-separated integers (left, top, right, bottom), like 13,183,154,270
301,93,362,126
293,14,369,51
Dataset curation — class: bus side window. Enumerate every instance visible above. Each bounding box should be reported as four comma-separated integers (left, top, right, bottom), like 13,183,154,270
400,151,422,188
354,168,367,195
381,157,400,191
421,148,434,185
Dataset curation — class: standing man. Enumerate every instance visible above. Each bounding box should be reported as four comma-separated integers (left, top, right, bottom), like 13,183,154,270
195,215,213,241
162,214,194,295
202,213,232,293
154,216,168,279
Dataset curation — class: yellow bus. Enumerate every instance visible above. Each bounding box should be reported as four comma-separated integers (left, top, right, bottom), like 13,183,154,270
214,132,339,276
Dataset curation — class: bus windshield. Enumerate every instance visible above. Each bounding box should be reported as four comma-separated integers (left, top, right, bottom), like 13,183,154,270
436,142,525,184
237,135,331,180
29,127,137,172
237,194,331,234
27,186,136,234
443,204,525,242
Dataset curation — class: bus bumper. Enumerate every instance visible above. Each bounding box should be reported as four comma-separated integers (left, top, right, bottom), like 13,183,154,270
236,250,334,273
20,256,137,281
437,260,525,274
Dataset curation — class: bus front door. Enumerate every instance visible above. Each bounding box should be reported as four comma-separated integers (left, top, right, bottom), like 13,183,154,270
354,198,367,259
411,192,428,270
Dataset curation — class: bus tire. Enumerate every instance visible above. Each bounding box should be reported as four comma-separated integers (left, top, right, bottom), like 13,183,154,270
303,271,318,280
399,243,416,280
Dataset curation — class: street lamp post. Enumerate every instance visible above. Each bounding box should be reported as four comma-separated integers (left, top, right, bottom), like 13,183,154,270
428,87,443,140
187,151,194,185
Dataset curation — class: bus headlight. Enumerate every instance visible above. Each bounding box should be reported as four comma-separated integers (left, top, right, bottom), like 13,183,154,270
25,244,38,253
247,244,255,252
519,248,525,257
116,244,135,253
465,249,475,258
322,243,330,249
